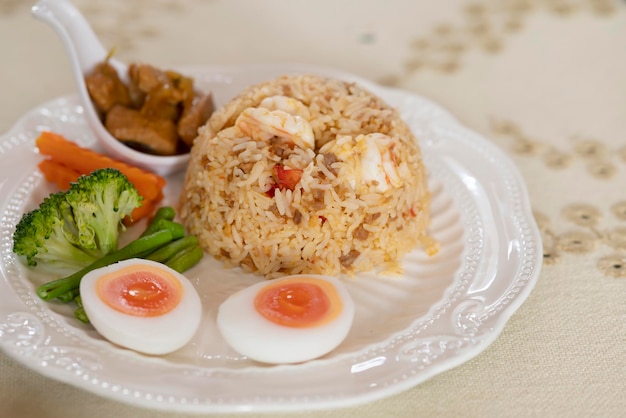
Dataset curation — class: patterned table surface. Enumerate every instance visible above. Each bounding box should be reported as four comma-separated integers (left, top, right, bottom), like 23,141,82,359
0,1,625,417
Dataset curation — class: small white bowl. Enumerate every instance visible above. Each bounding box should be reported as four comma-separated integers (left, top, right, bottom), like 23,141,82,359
31,0,190,176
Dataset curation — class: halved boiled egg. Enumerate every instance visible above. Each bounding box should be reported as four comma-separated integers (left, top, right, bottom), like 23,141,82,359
79,258,202,355
217,274,355,364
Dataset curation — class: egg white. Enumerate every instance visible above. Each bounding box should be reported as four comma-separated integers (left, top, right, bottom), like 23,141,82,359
216,274,355,364
79,258,202,355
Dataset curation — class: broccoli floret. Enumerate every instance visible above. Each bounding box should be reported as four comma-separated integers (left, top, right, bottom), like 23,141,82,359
65,168,142,256
13,192,97,269
12,168,142,270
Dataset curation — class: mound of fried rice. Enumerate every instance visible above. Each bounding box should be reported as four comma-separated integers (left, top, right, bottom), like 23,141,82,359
180,74,437,277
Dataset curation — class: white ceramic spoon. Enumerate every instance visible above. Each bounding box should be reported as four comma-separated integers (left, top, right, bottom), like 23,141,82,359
31,0,190,176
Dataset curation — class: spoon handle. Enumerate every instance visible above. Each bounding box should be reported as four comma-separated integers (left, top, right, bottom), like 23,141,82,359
30,0,191,176
31,0,126,79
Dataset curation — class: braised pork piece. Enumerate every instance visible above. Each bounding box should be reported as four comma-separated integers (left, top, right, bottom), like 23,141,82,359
85,61,214,155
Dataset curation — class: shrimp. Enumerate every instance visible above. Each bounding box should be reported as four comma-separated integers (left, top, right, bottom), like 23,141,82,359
320,133,402,193
366,133,402,190
235,106,314,149
259,95,312,120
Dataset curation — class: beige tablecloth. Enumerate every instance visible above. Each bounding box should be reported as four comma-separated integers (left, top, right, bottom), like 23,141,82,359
1,0,625,417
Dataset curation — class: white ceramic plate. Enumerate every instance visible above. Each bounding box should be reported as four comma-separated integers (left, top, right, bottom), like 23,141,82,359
0,64,541,413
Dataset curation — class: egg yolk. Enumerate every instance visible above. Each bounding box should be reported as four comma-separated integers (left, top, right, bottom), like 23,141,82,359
253,277,342,328
96,264,183,317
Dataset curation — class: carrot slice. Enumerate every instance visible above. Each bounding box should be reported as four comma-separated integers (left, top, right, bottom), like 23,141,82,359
38,157,156,224
35,131,166,202
35,131,165,224
37,159,82,190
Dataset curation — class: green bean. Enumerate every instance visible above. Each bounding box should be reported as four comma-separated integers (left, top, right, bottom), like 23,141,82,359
37,229,174,301
151,219,185,240
146,235,199,263
140,206,176,237
74,306,89,323
56,287,79,303
165,245,204,273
